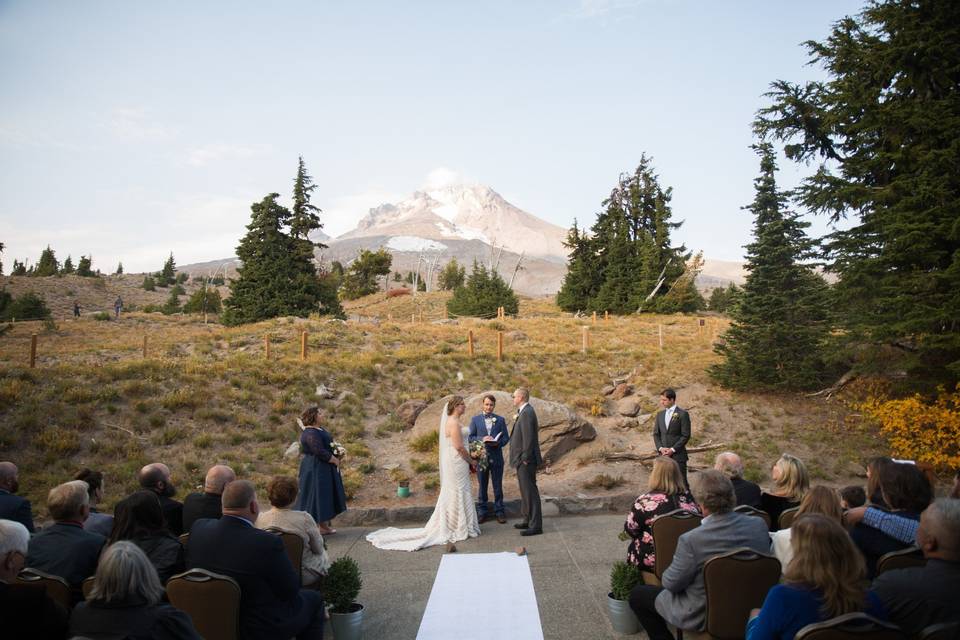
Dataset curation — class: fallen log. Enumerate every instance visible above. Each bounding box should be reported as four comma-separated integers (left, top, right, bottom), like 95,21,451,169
601,441,725,463
806,370,857,398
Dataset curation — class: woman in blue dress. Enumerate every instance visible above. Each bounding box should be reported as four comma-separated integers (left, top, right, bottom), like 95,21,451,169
295,407,347,534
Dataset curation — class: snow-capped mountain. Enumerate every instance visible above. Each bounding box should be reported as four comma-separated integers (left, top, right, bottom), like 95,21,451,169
337,184,569,262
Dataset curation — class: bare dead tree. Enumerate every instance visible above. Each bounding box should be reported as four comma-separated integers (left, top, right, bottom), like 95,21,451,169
508,250,526,289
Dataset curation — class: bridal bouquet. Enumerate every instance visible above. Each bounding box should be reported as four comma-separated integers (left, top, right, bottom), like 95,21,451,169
468,440,489,472
331,441,347,459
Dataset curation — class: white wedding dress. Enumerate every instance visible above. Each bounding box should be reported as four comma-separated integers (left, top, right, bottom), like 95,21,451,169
366,405,480,551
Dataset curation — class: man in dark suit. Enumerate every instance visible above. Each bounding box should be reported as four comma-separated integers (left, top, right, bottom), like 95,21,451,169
0,462,33,533
186,480,324,640
872,498,960,634
509,387,543,537
654,388,692,487
629,470,770,639
138,462,184,535
26,480,106,589
468,394,510,524
182,464,235,532
714,452,762,508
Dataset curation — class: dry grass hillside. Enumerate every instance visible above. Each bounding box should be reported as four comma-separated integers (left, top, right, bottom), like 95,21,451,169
0,288,891,524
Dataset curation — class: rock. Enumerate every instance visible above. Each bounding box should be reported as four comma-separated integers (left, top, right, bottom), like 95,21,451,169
636,412,655,425
506,330,528,341
610,383,634,400
612,416,637,429
412,391,597,463
396,400,428,426
601,384,615,396
283,441,300,460
316,384,335,399
616,396,642,417
336,390,356,403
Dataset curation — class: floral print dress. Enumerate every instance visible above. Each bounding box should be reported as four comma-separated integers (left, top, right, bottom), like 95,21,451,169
624,491,700,568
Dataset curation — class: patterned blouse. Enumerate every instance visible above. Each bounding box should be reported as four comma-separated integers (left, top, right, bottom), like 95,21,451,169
624,490,700,569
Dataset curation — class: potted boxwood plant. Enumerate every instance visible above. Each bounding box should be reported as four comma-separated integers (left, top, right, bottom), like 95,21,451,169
326,556,364,639
607,561,641,634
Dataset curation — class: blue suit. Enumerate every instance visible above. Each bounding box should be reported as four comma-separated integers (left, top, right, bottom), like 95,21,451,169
468,413,510,517
0,489,34,532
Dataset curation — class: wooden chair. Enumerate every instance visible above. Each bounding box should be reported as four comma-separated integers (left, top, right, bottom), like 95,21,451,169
701,548,781,639
16,568,72,610
81,576,96,599
917,621,960,640
795,613,907,639
875,546,925,575
651,509,703,580
778,506,800,530
734,505,772,530
166,568,241,640
265,527,304,577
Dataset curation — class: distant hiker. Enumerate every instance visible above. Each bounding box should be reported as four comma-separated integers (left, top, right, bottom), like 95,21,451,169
73,301,81,318
114,296,123,319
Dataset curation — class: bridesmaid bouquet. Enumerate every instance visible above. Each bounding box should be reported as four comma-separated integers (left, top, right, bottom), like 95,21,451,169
331,441,347,459
468,440,489,472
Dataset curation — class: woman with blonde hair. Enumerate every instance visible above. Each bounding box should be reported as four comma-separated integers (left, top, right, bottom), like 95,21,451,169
760,454,809,531
624,456,700,569
746,514,887,639
769,485,842,567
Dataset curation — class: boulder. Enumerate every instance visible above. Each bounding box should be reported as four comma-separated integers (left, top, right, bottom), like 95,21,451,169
316,384,335,399
601,384,615,396
610,383,634,400
412,391,597,463
283,441,300,460
616,396,642,417
396,400,428,426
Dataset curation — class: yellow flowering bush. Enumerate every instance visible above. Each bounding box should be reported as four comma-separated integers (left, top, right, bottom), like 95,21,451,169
860,384,960,471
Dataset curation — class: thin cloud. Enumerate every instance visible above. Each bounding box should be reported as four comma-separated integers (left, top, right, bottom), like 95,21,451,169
185,143,263,167
107,107,175,141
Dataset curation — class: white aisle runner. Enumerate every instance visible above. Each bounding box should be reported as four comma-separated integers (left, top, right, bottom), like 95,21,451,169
416,552,544,640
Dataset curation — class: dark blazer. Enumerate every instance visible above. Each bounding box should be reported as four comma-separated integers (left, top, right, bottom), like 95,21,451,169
182,492,223,532
158,496,184,536
131,533,185,584
508,403,543,468
0,489,34,532
468,413,510,466
654,511,771,631
70,598,202,640
653,406,691,461
0,581,69,639
26,521,105,587
872,558,960,634
186,516,318,640
731,477,762,509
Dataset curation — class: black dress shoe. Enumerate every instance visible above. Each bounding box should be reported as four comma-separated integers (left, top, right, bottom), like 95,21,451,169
520,528,543,537
478,516,488,524
514,522,529,530
496,515,507,524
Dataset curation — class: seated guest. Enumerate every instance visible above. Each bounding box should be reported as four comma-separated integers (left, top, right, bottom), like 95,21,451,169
746,514,887,639
256,476,331,586
770,486,844,570
715,451,761,508
138,462,183,535
840,485,866,510
629,470,770,640
75,468,113,538
186,480,325,640
865,456,895,506
0,519,69,639
0,461,33,532
109,490,184,583
182,464,235,533
624,457,700,570
872,498,960,633
760,454,809,531
70,540,201,639
851,462,932,577
26,480,105,588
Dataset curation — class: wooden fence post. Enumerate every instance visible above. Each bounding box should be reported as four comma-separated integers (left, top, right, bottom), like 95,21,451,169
30,334,37,368
605,310,609,322
592,311,597,325
497,331,503,361
142,335,148,359
658,324,663,351
581,326,589,353
468,330,474,357
264,335,271,359
300,331,308,361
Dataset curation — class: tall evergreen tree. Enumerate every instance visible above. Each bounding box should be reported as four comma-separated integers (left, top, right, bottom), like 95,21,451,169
557,221,600,312
61,255,75,274
755,0,960,387
11,260,27,276
447,260,519,318
710,144,831,391
33,246,59,277
115,262,123,275
159,253,176,286
76,255,93,277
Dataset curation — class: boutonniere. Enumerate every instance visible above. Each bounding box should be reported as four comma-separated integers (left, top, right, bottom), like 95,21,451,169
512,413,519,421
671,412,680,421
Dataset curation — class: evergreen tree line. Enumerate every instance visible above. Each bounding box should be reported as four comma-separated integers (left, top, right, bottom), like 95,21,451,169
5,246,101,278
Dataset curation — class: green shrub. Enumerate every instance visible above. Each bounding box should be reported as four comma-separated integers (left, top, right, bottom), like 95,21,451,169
610,561,642,600
408,430,438,453
93,312,111,321
325,556,363,613
142,275,156,291
0,291,50,321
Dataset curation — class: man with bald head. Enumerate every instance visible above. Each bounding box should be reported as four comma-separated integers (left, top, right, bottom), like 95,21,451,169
0,462,33,532
714,452,761,509
872,498,960,633
186,480,325,639
138,462,183,535
182,464,236,532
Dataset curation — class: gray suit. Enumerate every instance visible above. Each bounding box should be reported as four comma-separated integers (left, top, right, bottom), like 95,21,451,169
508,403,543,530
655,511,771,631
653,406,692,485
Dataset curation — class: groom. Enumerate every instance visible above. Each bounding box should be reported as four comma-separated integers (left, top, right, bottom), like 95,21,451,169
509,387,543,537
468,394,510,524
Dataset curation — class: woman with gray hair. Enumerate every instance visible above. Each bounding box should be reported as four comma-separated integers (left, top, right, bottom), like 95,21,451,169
69,540,200,639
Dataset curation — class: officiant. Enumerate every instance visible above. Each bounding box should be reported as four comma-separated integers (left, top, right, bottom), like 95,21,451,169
468,394,510,524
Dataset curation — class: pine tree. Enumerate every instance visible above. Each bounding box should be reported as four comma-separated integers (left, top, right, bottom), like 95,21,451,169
557,221,600,312
709,144,831,391
446,261,519,318
755,0,960,387
162,288,182,315
340,249,392,300
0,241,4,275
289,156,327,252
708,283,741,313
11,260,27,276
33,246,59,277
159,253,176,286
76,255,93,277
438,259,466,290
61,255,75,275
115,262,123,275
183,288,222,314
142,275,156,291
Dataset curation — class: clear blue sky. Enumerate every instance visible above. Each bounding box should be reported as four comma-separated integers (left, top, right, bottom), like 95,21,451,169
0,0,864,273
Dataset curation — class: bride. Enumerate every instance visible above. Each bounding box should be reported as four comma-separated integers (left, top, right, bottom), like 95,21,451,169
367,396,481,551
